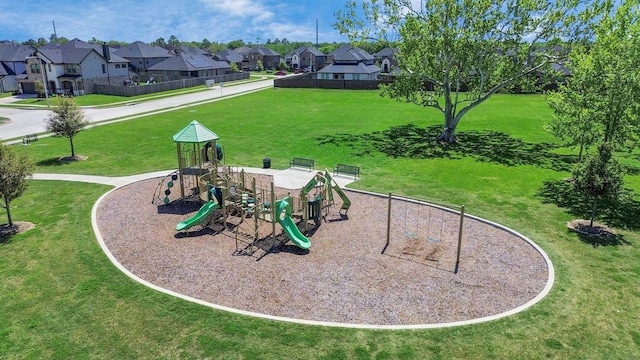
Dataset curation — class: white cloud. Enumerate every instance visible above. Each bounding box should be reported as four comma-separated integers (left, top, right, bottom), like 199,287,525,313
0,0,349,44
198,0,273,20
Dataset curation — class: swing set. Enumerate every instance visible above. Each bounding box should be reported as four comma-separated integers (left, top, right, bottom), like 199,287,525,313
402,198,444,244
382,192,465,274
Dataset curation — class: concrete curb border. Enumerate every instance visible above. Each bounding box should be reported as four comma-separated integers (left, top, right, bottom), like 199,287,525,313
43,170,554,330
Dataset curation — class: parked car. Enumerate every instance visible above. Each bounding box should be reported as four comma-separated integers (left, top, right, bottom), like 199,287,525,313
275,70,287,76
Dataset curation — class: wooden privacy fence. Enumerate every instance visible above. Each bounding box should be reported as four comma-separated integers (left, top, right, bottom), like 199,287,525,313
274,77,393,90
93,72,249,97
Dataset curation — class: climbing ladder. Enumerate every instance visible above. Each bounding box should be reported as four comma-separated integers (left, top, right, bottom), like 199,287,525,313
151,171,180,204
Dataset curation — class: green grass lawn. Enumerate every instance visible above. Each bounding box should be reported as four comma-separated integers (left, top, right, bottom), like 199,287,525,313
2,89,640,359
8,88,201,107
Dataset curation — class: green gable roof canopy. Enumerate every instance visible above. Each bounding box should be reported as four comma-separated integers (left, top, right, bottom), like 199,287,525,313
172,120,219,143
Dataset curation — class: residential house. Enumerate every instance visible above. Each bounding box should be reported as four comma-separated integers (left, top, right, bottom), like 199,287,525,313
373,47,399,73
285,46,327,71
235,46,281,70
20,38,129,95
317,45,381,80
0,43,34,93
213,49,243,70
113,41,172,73
147,52,231,78
174,46,210,57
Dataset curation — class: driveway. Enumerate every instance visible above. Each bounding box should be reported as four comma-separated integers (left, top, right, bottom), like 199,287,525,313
0,78,274,143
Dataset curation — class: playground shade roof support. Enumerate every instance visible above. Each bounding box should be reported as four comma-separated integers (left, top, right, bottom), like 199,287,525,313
172,120,219,144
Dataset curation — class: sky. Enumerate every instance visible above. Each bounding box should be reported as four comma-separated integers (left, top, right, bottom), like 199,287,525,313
0,0,350,45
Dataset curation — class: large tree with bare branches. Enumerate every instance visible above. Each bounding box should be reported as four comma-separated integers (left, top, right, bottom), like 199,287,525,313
335,0,605,142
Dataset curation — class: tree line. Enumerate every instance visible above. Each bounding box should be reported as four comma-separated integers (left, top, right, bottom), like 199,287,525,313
13,34,386,57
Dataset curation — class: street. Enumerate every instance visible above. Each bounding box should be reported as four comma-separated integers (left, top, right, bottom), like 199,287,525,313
0,78,274,143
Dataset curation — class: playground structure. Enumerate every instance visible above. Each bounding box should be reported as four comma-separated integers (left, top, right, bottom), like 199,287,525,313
181,168,352,257
153,120,352,256
152,120,224,205
296,170,351,232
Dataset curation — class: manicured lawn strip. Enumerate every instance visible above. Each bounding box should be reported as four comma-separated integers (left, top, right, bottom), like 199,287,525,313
9,87,207,107
6,77,263,108
2,89,640,358
14,90,563,176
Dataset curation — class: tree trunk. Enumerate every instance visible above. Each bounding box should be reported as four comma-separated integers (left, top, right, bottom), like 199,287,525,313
437,108,458,143
70,137,75,157
437,127,457,143
578,143,584,164
590,197,597,228
4,198,12,227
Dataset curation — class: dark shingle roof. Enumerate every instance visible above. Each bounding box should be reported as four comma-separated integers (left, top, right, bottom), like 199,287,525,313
0,62,11,76
113,41,172,59
236,46,280,56
331,45,374,62
373,47,398,58
0,44,35,62
176,46,210,56
285,46,324,59
148,52,230,71
214,49,243,64
50,38,128,63
233,46,253,55
318,62,381,74
254,47,280,56
38,47,93,64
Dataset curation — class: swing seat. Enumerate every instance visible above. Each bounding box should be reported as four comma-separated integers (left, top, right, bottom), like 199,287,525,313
404,230,417,238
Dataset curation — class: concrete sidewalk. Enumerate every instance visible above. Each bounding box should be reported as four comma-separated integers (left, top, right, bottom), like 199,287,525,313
33,167,358,190
0,94,37,104
32,170,176,188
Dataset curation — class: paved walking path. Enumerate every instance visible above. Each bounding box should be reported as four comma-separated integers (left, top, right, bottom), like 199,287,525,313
33,167,357,190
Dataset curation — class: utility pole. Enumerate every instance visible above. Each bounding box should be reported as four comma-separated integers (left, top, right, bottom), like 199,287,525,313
52,20,58,43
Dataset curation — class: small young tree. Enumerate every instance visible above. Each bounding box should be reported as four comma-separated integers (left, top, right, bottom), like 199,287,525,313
256,60,264,71
546,57,602,163
230,62,239,73
0,144,35,227
572,143,624,227
44,97,89,158
34,79,44,98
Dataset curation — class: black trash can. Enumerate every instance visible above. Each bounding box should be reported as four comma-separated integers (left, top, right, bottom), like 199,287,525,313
263,157,271,169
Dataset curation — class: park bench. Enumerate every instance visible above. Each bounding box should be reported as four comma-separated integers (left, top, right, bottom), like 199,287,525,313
22,133,38,145
333,164,360,179
289,157,315,171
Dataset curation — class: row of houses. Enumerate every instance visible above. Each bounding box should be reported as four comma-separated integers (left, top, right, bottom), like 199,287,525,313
0,39,399,95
